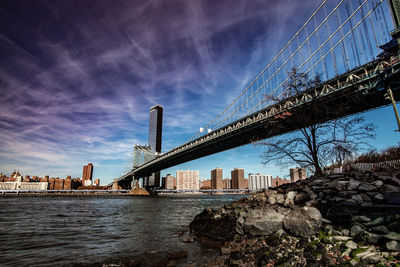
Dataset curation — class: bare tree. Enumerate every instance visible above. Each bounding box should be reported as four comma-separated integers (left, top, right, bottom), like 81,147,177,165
330,117,376,165
258,68,376,176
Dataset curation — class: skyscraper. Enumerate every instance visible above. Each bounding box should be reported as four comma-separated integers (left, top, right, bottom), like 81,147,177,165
290,167,307,183
223,178,231,189
248,173,273,190
176,170,199,190
211,167,223,189
165,174,176,190
231,168,245,189
148,105,163,187
82,163,93,185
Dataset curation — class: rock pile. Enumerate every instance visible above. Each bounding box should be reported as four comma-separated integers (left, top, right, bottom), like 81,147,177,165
189,170,400,266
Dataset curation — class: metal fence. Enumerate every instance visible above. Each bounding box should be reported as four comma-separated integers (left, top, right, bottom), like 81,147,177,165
351,159,400,171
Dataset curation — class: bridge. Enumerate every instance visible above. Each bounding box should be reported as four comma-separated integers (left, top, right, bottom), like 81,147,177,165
115,0,400,188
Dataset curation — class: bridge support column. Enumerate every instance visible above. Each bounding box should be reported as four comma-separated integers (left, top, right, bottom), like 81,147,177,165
143,176,149,188
385,87,400,131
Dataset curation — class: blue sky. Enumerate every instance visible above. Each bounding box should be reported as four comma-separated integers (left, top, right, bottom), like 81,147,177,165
0,0,398,185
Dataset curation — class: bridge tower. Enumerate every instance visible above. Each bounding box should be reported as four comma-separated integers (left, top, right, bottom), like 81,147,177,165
132,145,157,188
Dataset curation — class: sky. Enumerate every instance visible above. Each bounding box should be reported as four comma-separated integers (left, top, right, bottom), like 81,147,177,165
0,0,399,185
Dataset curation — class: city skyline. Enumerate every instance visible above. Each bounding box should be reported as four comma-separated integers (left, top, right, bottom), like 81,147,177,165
0,0,398,185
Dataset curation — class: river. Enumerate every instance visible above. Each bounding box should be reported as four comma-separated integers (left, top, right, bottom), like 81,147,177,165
0,194,246,266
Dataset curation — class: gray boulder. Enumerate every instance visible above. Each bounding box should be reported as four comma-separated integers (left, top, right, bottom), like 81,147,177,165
386,240,400,251
347,179,361,190
244,208,285,236
382,184,400,193
371,180,383,188
294,191,310,204
358,183,378,192
352,215,371,223
284,191,297,206
365,217,384,226
283,206,322,237
385,232,400,241
371,225,389,234
354,245,381,264
351,194,363,204
366,232,381,244
350,224,366,237
275,194,285,205
373,193,385,201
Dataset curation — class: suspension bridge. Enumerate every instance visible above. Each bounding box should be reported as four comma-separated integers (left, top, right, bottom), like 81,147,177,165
114,0,400,189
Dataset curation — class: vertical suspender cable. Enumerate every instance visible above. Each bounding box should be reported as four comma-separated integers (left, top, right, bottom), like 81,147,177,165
378,1,390,40
337,0,350,71
305,24,315,78
346,2,362,66
350,0,368,64
374,0,387,44
296,36,304,71
359,0,375,59
345,3,359,67
324,4,339,75
368,0,379,48
336,0,350,71
314,14,329,79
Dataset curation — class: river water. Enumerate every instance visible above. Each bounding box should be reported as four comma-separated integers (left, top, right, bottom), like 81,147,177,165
0,194,245,266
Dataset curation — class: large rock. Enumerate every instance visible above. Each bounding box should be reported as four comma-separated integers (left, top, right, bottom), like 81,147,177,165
371,225,389,234
244,208,285,236
347,179,361,190
352,215,371,223
350,224,366,237
189,207,240,241
284,191,297,206
387,176,400,186
365,232,381,244
385,231,400,241
371,180,383,188
386,240,400,251
365,217,384,226
275,194,285,205
358,183,378,192
283,206,322,237
354,246,381,264
294,191,310,204
382,184,400,193
351,194,363,204
325,180,347,191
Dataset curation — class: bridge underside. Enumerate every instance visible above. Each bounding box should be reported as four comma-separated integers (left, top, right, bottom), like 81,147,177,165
117,56,400,186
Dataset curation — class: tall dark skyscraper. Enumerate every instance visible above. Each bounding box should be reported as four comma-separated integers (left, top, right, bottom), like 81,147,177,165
82,163,93,185
148,105,163,187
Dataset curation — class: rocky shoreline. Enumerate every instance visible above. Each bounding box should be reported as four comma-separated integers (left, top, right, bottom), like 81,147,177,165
189,170,400,266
